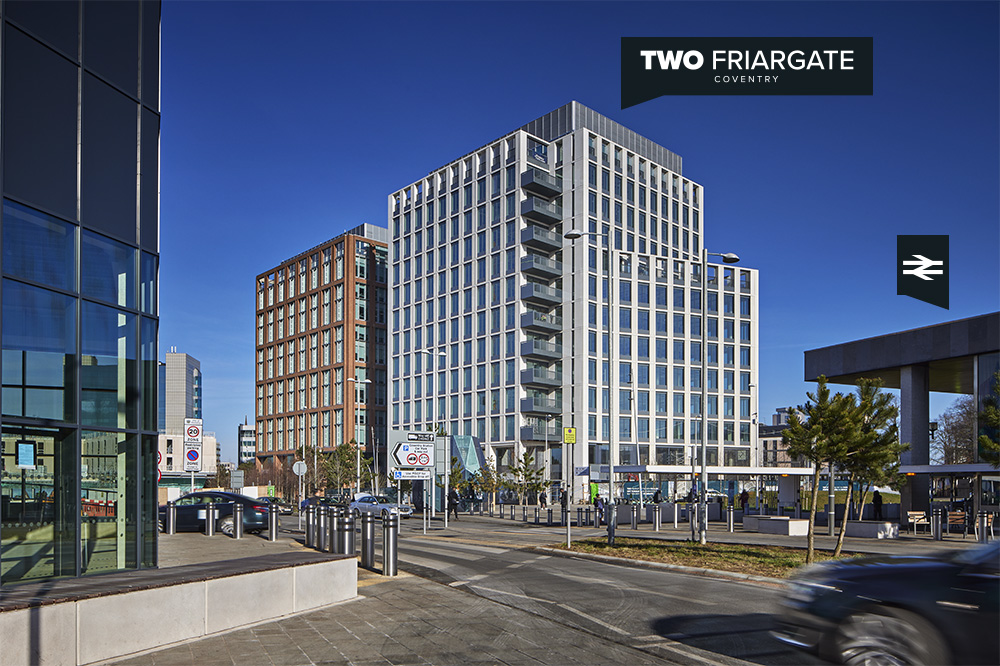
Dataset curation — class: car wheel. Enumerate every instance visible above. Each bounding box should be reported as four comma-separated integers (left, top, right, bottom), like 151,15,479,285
218,516,235,537
836,607,948,666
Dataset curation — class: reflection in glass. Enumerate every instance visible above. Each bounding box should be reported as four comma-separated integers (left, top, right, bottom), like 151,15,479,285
82,302,137,429
140,317,157,431
2,279,77,421
140,251,157,315
141,435,157,568
81,431,136,574
1,426,77,583
2,199,76,291
82,229,135,308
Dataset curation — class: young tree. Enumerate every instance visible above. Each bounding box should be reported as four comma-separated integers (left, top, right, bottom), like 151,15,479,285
978,371,1000,468
473,454,500,510
322,441,358,493
783,376,855,564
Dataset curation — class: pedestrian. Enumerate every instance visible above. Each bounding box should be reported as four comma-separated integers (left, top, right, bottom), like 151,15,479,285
560,489,568,509
539,492,547,508
448,486,460,520
872,489,883,520
652,488,662,504
739,489,749,512
595,495,605,522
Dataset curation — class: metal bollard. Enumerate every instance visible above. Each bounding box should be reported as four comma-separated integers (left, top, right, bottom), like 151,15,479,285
317,506,329,551
342,511,356,555
978,511,990,543
522,506,527,522
689,503,696,541
510,505,515,520
577,507,582,525
933,507,943,540
233,501,244,539
329,507,341,553
727,505,734,533
631,505,638,530
167,501,177,535
205,503,216,536
361,513,375,568
383,513,398,576
304,506,315,548
653,505,661,532
547,508,553,526
673,503,678,530
268,502,279,541
534,507,539,524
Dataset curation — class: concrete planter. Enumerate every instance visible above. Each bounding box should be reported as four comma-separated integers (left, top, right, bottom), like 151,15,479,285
845,520,899,539
743,515,810,536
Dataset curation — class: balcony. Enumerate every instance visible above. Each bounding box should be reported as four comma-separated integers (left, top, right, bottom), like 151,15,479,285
521,367,562,387
521,197,562,225
521,339,562,360
520,282,562,306
520,310,562,333
521,254,562,279
521,168,562,199
521,225,562,252
520,397,561,415
520,425,562,442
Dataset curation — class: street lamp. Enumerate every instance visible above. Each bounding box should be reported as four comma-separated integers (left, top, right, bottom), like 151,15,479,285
347,377,371,496
565,227,618,543
699,248,739,545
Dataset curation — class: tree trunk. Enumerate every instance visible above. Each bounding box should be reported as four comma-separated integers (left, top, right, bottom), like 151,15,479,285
833,474,854,557
806,465,823,564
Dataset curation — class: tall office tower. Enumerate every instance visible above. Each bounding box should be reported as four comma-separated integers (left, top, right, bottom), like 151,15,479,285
388,102,758,502
0,1,161,583
158,349,202,434
255,224,389,480
237,421,257,465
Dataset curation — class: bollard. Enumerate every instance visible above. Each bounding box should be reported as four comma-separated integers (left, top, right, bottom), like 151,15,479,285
933,507,943,540
383,513,399,576
653,505,661,532
268,502,279,541
317,506,329,552
167,501,177,535
342,511,356,555
523,506,527,522
547,508,553,526
233,502,244,539
329,507,341,553
534,507,539,524
673,503,678,530
727,505,734,533
510,505,515,520
304,506,315,548
422,507,428,535
631,505,638,530
361,513,375,569
577,507,582,526
205,503,216,536
689,503,696,541
978,511,990,543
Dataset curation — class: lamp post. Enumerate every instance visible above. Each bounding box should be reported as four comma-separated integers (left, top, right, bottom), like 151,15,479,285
347,377,371,496
565,228,617,543
699,248,739,545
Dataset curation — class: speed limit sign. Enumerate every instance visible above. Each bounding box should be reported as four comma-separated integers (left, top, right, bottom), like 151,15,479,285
184,418,203,443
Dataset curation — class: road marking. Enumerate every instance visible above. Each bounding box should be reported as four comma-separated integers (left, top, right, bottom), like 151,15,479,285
470,585,630,637
549,570,716,606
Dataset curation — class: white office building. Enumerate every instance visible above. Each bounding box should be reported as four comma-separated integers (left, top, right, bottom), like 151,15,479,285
388,102,759,502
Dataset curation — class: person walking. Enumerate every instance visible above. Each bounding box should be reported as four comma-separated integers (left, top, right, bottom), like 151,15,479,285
448,487,461,521
539,492,547,508
739,489,750,512
872,489,883,520
652,488,662,504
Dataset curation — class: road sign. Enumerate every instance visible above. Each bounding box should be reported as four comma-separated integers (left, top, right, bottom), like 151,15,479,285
183,445,201,472
389,430,436,468
183,418,203,444
393,469,431,480
563,427,576,444
231,470,245,489
292,461,307,476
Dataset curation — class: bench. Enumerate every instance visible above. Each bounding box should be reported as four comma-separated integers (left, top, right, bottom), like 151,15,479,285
907,511,930,535
974,512,994,541
946,511,968,538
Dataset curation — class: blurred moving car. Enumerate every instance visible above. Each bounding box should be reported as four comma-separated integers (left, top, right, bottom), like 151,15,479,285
300,496,337,511
348,494,413,519
257,497,293,515
159,491,269,536
772,540,999,665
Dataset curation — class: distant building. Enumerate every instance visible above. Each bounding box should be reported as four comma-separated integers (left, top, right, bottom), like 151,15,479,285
238,421,256,465
156,350,216,485
255,224,389,477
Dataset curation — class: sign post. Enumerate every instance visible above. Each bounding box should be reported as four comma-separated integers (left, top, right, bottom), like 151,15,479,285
183,418,203,493
292,461,307,529
563,427,576,547
389,430,439,524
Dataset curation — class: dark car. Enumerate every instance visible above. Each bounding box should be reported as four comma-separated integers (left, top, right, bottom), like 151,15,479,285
257,497,293,515
159,491,269,536
772,541,999,665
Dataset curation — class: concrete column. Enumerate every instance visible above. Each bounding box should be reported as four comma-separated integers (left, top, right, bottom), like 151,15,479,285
900,364,931,514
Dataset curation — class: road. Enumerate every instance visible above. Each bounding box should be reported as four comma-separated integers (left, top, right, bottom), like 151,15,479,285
394,516,827,666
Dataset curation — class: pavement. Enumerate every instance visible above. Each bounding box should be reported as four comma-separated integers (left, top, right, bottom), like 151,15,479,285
106,510,988,666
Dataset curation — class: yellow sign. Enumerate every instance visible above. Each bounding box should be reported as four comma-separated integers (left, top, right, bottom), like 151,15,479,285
563,427,576,444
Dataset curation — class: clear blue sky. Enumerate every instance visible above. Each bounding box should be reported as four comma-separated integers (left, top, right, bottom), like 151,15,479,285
159,1,1000,462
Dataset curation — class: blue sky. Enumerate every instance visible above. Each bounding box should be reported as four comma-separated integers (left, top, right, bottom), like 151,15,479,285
160,1,1000,462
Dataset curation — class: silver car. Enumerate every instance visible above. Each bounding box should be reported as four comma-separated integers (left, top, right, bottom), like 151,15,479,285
349,494,413,519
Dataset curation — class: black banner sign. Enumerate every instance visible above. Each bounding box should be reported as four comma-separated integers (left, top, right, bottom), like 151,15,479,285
622,37,873,106
897,235,949,309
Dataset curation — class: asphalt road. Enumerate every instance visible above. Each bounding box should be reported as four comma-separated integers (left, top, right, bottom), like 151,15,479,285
393,517,828,666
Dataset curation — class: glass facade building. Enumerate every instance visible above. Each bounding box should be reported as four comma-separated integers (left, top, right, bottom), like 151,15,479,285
1,0,160,584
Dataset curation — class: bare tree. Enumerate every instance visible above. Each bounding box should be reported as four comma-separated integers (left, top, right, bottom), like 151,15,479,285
932,395,977,465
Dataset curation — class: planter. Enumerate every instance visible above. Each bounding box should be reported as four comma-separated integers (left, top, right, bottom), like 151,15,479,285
845,520,899,539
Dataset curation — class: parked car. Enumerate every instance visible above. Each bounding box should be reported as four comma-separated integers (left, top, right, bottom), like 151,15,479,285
349,494,413,519
300,496,338,511
772,540,999,665
257,497,293,515
159,491,269,535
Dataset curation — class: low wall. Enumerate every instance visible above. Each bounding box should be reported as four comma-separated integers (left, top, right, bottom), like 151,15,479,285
744,515,809,536
0,557,356,665
845,520,899,539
